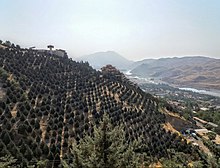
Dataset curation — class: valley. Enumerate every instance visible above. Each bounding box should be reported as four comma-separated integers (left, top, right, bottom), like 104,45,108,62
2,0,220,167
127,75,220,161
130,57,220,90
82,53,220,90
0,42,219,167
128,75,220,139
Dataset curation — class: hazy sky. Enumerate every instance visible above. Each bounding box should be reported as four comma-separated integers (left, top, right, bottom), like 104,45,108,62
1,0,220,60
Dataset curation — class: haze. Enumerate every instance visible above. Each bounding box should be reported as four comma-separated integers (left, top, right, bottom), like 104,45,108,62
1,0,220,60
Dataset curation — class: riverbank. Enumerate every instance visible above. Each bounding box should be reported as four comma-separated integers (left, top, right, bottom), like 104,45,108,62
179,87,220,98
124,71,220,98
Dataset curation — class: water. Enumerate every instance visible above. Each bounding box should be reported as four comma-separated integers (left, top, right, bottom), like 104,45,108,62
124,70,132,76
179,87,220,98
123,70,220,98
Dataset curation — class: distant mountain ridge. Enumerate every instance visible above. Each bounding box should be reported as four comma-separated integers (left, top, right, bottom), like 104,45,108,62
77,51,133,70
1,43,202,166
77,52,220,89
131,56,220,90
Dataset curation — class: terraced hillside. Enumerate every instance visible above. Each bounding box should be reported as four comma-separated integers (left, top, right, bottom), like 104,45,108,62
0,46,207,167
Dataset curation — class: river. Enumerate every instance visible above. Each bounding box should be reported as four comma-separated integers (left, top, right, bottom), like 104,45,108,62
179,87,220,98
124,70,220,98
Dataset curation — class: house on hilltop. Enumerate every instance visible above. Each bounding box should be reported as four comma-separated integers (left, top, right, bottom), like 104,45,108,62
53,49,67,58
31,45,68,58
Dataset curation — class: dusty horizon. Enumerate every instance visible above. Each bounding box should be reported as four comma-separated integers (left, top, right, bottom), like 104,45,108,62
1,0,220,60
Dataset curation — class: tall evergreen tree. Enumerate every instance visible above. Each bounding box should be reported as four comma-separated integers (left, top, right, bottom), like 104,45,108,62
62,114,147,168
0,155,17,168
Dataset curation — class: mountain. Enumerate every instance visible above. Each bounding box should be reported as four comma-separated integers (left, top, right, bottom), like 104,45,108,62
128,58,156,70
77,51,133,70
131,56,220,90
0,44,208,166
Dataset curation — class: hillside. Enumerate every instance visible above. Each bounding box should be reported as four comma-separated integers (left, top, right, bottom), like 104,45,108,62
0,45,213,167
131,56,220,90
77,51,133,70
128,58,156,70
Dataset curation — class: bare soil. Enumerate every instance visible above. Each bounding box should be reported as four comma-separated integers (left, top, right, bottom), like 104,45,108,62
165,114,199,132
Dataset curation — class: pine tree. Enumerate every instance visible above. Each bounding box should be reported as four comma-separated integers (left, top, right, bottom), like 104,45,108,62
0,155,17,168
62,114,146,168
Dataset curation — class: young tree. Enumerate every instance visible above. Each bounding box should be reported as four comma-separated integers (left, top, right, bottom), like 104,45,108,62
62,114,146,168
0,155,17,168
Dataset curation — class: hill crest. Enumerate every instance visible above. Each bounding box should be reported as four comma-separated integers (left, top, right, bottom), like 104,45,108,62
0,44,210,166
77,51,133,70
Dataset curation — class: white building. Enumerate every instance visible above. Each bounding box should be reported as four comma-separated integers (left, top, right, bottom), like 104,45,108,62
33,46,67,58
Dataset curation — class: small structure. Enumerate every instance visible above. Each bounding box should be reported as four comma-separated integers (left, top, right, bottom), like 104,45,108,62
207,122,218,128
193,117,208,125
200,107,208,111
47,45,54,54
192,142,199,146
53,49,68,58
35,45,68,58
101,64,125,80
101,64,119,73
29,46,35,50
194,128,210,136
47,45,54,51
193,117,218,128
181,128,196,136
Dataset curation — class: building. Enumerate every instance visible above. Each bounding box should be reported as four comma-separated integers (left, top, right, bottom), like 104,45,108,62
33,45,67,58
47,45,54,55
53,49,67,58
207,122,218,128
194,128,210,136
193,117,208,125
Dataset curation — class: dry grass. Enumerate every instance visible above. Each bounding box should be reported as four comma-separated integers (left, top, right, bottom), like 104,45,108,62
149,161,162,168
40,116,48,142
163,122,180,135
213,134,220,145
11,103,18,118
159,107,185,121
8,74,13,81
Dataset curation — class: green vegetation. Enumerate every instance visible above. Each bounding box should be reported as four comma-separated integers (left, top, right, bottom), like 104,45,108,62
0,68,9,82
0,42,219,167
202,138,220,158
195,109,220,134
63,114,148,168
141,83,220,134
0,155,16,168
206,132,217,141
